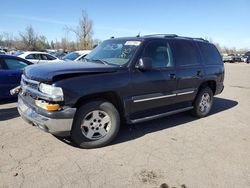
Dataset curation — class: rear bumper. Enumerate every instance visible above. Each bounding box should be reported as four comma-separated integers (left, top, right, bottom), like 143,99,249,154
18,94,76,136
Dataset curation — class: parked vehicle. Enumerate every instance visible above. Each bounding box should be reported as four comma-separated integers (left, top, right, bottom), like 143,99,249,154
241,55,249,63
16,34,224,148
0,50,6,55
245,51,250,57
223,54,241,63
13,50,25,56
18,51,63,64
49,51,66,59
62,50,91,61
246,56,250,64
0,55,32,100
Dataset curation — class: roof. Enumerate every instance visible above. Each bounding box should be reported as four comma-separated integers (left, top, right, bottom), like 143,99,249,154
108,34,209,43
0,54,22,58
22,51,50,55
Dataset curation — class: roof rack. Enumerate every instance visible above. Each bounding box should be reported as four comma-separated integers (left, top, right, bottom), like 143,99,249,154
177,36,209,42
143,34,178,38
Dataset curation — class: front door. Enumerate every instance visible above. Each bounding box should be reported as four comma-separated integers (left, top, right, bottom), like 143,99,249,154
128,39,177,117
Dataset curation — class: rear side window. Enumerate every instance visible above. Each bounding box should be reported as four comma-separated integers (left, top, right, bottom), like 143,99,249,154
198,43,222,65
26,54,40,60
41,54,56,60
173,40,200,66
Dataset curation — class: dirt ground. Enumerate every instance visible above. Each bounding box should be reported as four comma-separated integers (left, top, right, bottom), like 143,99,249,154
0,63,249,188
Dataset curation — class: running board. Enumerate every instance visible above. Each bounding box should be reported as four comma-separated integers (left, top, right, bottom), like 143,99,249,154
130,106,194,123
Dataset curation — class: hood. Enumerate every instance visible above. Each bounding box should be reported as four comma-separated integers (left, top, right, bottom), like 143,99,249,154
24,61,120,82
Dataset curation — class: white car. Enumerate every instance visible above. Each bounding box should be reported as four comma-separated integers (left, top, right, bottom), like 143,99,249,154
62,50,91,61
0,50,6,55
18,51,63,64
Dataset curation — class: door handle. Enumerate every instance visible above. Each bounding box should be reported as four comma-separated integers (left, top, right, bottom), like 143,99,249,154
169,73,176,80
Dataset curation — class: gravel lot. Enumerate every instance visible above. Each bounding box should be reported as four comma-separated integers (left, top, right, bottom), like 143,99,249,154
0,63,250,188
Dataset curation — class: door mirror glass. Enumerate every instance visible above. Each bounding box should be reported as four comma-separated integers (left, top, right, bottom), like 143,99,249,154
136,57,153,71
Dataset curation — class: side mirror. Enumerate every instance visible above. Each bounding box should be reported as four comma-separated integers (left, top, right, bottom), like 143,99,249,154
136,57,153,71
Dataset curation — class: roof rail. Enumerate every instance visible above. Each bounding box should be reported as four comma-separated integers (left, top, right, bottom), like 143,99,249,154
177,36,209,42
194,38,209,42
143,34,178,38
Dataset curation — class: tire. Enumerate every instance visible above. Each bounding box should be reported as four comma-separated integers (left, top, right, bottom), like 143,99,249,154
71,100,120,149
192,87,214,118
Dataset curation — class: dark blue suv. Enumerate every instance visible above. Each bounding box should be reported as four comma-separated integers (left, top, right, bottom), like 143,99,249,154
17,34,224,148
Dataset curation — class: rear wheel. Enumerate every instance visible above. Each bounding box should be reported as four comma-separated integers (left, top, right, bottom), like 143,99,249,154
192,87,213,118
71,100,120,149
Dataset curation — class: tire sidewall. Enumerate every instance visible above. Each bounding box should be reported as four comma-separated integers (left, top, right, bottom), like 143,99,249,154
71,100,120,149
193,87,214,118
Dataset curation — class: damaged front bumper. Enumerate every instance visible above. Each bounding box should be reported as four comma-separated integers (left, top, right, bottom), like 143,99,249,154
18,94,76,136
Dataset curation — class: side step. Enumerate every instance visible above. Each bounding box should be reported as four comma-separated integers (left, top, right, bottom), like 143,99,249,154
130,106,193,124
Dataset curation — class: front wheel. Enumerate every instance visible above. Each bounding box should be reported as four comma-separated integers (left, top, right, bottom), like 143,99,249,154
71,100,120,149
192,87,214,118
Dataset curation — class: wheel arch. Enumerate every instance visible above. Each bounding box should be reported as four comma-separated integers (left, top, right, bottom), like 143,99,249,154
73,91,125,119
198,80,216,95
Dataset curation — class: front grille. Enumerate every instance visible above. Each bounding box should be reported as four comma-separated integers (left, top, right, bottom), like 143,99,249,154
20,75,63,102
21,75,39,90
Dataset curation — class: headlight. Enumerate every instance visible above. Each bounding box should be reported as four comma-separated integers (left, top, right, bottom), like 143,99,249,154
39,83,63,97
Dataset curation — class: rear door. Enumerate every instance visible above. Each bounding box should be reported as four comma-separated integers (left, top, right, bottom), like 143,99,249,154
128,39,178,116
173,39,204,102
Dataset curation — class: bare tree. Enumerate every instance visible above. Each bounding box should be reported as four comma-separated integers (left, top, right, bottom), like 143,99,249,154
66,10,93,50
19,25,38,50
3,32,14,49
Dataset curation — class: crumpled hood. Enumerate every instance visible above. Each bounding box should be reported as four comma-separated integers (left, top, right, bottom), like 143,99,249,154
24,61,120,82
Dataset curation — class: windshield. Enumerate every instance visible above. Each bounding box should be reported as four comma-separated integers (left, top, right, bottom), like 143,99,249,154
62,52,81,61
85,39,141,66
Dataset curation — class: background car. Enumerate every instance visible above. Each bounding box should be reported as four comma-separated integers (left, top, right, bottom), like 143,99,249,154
0,50,6,55
223,54,241,63
246,56,250,64
0,55,32,99
62,50,91,61
241,55,249,63
49,51,67,59
18,51,63,64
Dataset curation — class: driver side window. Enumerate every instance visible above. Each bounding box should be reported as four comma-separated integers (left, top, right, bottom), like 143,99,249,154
142,40,173,68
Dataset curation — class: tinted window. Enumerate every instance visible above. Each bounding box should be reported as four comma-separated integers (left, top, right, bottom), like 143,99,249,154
173,40,200,66
26,54,40,60
4,59,28,70
41,54,56,60
47,54,56,60
198,43,222,65
142,40,173,68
